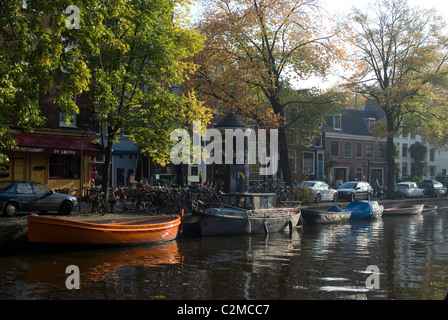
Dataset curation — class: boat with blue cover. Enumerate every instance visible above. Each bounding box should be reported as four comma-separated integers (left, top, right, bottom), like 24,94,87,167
344,201,383,220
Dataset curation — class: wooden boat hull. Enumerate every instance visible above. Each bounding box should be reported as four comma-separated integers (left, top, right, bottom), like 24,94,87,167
28,214,181,245
301,209,351,225
383,204,424,216
200,208,301,236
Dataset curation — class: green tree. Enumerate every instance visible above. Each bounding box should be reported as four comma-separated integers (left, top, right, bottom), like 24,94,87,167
346,0,448,198
409,141,428,181
65,0,210,208
0,0,90,165
191,0,349,186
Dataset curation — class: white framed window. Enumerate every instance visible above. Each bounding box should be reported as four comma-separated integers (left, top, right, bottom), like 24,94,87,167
334,115,342,130
302,152,315,175
344,142,352,158
60,93,77,128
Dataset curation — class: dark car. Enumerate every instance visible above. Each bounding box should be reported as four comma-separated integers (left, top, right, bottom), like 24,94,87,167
0,180,78,217
336,181,373,202
418,180,447,198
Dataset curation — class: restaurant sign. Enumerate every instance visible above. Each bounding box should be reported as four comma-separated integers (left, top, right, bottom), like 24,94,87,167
12,146,78,155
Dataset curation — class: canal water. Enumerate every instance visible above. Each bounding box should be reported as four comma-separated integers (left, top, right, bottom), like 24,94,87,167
1,207,447,301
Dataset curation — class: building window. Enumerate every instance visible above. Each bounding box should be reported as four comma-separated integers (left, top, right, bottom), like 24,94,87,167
366,144,374,159
314,134,322,147
191,165,199,176
402,162,408,177
344,142,352,158
330,141,339,157
402,143,408,158
60,93,77,128
59,109,77,128
49,155,80,178
250,162,260,173
356,167,362,181
303,152,315,175
378,144,385,159
334,115,342,130
356,143,363,158
430,149,435,162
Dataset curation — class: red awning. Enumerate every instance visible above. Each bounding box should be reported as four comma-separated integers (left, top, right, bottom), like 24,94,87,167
10,133,102,156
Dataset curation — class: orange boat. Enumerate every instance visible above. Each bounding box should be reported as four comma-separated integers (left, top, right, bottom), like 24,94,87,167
27,214,181,245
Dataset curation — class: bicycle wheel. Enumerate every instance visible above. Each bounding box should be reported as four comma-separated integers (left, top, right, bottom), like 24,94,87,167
143,201,157,215
113,199,127,213
98,198,107,215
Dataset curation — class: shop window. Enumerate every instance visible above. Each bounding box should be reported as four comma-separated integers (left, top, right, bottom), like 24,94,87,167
49,155,80,178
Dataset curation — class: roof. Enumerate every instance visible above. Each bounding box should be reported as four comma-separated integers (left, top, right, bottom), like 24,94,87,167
325,108,383,136
215,112,248,129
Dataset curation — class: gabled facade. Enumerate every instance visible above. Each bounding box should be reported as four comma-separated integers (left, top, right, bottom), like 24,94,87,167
323,106,388,187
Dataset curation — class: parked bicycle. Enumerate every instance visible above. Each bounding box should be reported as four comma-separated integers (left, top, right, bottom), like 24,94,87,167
88,187,128,214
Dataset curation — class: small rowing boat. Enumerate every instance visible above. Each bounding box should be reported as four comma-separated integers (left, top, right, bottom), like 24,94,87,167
383,204,424,216
423,204,438,212
301,206,351,225
27,214,181,245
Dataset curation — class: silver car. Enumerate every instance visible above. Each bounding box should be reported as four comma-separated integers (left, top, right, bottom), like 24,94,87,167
298,181,338,203
394,181,425,198
0,180,78,217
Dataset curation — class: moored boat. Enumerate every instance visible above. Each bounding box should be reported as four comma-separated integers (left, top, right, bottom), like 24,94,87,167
199,193,301,236
383,204,424,216
423,204,438,212
344,201,383,220
28,214,181,245
301,206,351,225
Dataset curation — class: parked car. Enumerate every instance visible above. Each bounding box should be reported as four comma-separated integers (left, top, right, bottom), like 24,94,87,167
418,180,447,198
0,180,78,217
394,181,425,198
337,181,373,202
297,181,338,203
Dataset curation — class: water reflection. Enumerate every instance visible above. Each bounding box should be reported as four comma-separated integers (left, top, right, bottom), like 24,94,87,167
0,208,448,300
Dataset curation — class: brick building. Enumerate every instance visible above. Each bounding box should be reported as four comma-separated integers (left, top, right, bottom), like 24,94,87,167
323,105,388,188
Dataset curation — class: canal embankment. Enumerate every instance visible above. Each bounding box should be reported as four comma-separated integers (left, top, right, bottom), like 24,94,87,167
1,197,448,248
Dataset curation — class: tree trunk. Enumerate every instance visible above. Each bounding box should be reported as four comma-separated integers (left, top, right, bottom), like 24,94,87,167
278,126,293,186
386,136,396,199
101,138,113,213
270,96,293,186
385,112,396,199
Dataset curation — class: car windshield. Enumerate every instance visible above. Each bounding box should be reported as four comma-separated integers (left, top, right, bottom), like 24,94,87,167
338,182,357,189
396,184,409,188
298,181,315,188
0,181,13,191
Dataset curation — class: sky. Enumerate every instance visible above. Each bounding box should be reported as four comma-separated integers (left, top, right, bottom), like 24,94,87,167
190,0,448,89
321,0,448,16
